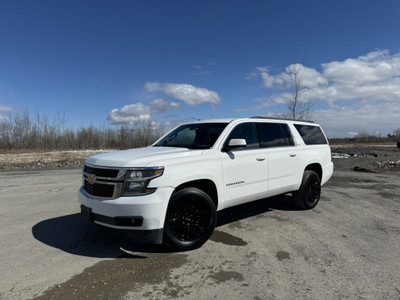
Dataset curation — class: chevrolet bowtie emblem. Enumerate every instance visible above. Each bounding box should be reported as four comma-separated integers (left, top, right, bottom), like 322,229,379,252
87,174,96,185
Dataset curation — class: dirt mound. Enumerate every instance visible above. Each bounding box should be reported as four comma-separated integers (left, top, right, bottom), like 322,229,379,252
0,150,113,170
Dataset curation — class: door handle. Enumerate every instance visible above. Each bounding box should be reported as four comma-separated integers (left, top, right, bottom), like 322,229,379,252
256,156,266,161
289,153,297,157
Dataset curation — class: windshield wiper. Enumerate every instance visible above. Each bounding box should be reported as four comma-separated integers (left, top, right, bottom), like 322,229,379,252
188,145,211,149
153,144,210,149
153,144,188,148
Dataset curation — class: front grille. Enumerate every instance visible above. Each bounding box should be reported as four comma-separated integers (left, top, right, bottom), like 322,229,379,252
84,165,119,178
83,181,115,198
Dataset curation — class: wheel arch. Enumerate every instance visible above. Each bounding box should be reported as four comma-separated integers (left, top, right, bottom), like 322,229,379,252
304,163,322,181
173,179,218,209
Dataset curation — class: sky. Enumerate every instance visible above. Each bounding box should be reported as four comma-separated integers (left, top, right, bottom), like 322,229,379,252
1,0,400,138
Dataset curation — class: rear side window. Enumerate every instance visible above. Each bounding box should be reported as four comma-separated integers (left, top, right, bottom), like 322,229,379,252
257,123,294,148
294,124,328,145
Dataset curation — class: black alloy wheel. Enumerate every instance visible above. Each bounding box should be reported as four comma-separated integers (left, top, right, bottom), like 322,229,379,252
293,170,321,209
164,187,216,251
304,175,321,207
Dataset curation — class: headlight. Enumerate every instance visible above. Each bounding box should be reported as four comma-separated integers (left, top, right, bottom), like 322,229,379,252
122,167,164,196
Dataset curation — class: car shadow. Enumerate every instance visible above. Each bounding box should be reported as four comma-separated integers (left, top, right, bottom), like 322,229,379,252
31,213,163,258
32,194,298,257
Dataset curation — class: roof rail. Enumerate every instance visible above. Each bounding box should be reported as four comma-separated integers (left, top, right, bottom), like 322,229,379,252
251,116,315,123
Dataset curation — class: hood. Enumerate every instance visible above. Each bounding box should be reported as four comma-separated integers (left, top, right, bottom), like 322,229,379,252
85,147,204,168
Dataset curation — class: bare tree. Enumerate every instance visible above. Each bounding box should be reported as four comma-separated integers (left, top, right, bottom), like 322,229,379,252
0,110,165,151
394,128,400,138
284,63,314,120
0,112,13,150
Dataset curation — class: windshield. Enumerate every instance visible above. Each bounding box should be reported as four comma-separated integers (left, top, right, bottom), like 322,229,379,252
153,123,228,149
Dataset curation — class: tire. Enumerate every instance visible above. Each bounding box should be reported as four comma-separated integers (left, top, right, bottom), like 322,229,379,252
293,170,321,209
163,187,217,251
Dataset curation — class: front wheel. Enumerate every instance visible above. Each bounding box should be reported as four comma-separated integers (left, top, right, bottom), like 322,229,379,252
293,170,321,209
163,187,217,251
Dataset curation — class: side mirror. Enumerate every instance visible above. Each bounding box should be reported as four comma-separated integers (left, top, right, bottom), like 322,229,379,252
224,139,247,151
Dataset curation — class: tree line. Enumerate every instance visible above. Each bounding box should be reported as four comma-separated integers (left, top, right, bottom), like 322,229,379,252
1,110,399,152
0,111,165,151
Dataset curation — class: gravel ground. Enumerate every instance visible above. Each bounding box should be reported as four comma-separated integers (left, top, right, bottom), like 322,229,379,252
331,144,400,172
0,145,399,300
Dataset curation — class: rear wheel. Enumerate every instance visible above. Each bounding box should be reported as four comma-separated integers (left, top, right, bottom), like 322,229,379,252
163,187,216,251
293,170,321,209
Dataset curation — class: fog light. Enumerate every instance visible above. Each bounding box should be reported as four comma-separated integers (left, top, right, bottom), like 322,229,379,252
130,217,143,226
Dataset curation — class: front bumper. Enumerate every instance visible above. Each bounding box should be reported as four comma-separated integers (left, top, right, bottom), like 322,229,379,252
78,186,174,244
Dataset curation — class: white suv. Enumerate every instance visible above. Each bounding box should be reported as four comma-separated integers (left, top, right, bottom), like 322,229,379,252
78,117,333,250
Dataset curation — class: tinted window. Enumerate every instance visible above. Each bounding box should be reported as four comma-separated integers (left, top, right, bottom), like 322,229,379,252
257,123,294,148
280,124,295,145
226,123,259,149
294,124,327,145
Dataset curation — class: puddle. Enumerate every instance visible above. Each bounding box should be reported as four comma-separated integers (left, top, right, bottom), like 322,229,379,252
320,197,331,201
276,250,290,261
33,253,187,300
210,230,247,246
210,270,244,283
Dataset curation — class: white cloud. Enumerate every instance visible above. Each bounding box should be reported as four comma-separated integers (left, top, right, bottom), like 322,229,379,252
148,99,181,113
0,105,14,121
0,105,13,113
257,67,289,88
257,65,328,89
107,99,181,125
145,82,221,107
108,81,217,125
234,94,290,112
256,49,400,103
322,50,400,85
314,100,400,138
252,49,400,137
318,50,400,104
107,103,152,125
299,65,328,88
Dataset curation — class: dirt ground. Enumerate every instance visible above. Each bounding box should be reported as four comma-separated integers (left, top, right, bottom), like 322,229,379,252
0,145,399,299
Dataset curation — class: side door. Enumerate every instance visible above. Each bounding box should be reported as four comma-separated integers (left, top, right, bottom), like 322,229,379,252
256,122,299,196
219,122,268,208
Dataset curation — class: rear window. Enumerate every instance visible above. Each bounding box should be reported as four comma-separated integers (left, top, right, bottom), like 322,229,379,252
294,124,328,145
257,123,294,148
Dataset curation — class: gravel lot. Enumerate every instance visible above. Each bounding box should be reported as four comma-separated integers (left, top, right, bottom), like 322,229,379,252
0,145,399,299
